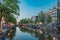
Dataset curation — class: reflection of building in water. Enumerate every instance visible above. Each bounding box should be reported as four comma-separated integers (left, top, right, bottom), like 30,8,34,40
31,32,38,38
7,28,16,40
32,33,35,37
38,31,54,40
38,34,46,40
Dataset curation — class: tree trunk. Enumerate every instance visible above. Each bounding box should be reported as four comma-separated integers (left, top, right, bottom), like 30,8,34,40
0,11,2,30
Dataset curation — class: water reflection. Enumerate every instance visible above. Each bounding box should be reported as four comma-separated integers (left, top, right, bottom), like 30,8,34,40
5,26,60,40
0,28,16,40
6,26,38,40
19,26,53,40
38,32,53,40
7,28,16,40
19,26,39,38
38,27,60,40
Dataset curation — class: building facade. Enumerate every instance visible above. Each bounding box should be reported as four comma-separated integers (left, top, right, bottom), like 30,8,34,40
45,7,57,23
31,16,38,22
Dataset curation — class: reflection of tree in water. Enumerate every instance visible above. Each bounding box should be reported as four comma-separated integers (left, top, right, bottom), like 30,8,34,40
31,32,38,38
18,26,38,38
57,31,60,40
8,28,16,40
38,31,53,40
38,34,45,40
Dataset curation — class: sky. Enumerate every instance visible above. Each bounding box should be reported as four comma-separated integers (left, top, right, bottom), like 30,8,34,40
18,0,57,21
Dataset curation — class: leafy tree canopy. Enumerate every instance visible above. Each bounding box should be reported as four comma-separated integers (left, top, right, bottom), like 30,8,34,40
38,11,45,24
0,0,20,23
46,15,52,24
0,0,20,16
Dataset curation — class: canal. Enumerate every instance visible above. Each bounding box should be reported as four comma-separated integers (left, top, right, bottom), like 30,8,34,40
5,26,60,40
6,27,38,40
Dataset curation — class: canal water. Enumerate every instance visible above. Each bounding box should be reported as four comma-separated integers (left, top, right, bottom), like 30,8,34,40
5,26,60,40
6,27,38,40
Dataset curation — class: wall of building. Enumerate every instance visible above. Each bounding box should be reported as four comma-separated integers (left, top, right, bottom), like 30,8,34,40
45,7,57,23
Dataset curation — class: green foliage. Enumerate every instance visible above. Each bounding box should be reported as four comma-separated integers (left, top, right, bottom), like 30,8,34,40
20,18,33,24
57,9,60,27
27,19,33,23
38,11,45,24
57,9,60,24
0,0,20,23
3,13,17,24
20,19,28,24
0,0,20,15
46,15,52,23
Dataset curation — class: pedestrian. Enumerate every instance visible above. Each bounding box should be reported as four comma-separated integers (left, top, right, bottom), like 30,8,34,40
2,23,7,31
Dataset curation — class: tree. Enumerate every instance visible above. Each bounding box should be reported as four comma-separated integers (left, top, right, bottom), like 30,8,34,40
0,0,20,18
0,0,20,14
57,9,60,27
3,13,17,24
38,11,45,24
26,18,33,24
46,15,52,24
57,9,60,24
20,18,33,24
20,19,28,24
0,0,20,23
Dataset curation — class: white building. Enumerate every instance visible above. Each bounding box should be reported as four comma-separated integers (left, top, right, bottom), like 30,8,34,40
45,7,57,23
31,16,38,22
